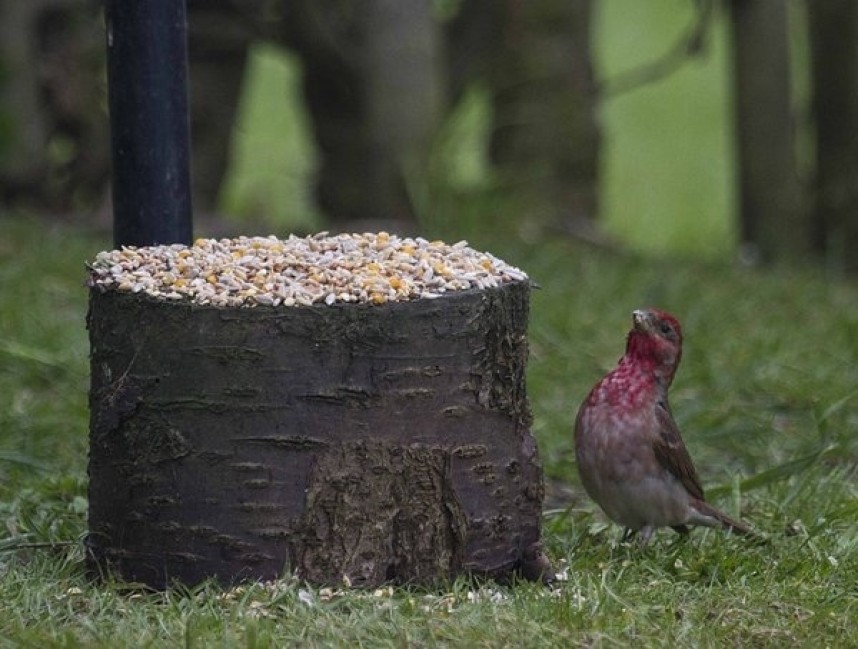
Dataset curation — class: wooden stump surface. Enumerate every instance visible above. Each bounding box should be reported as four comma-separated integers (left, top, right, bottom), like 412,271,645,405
86,280,543,588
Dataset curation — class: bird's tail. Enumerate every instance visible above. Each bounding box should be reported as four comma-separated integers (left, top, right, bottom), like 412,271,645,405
692,500,766,542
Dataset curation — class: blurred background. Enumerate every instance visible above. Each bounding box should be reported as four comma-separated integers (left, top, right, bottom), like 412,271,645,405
0,1,856,585
0,0,855,273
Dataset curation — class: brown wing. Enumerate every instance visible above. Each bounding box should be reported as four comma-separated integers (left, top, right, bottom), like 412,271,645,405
653,400,706,501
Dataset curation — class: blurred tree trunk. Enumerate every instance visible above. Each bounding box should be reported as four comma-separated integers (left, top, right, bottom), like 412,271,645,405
284,0,442,230
808,1,858,274
186,0,256,214
281,2,369,226
191,0,599,231
2,0,597,234
445,0,504,104
0,0,48,193
1,0,108,210
487,0,599,226
363,0,444,227
728,0,808,264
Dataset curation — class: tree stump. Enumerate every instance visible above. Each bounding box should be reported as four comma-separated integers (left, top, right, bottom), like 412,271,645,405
86,235,544,588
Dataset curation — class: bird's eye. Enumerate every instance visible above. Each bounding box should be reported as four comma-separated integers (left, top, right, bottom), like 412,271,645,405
659,322,673,336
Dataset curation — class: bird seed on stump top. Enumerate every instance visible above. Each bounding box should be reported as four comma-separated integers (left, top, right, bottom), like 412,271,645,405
86,232,546,589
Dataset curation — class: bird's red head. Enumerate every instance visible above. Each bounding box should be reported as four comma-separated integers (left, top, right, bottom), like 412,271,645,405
625,308,684,385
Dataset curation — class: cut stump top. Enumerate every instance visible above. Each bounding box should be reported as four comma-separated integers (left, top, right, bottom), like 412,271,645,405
86,234,545,588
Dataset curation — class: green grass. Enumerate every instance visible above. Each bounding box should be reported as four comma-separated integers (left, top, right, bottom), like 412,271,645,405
1,215,856,646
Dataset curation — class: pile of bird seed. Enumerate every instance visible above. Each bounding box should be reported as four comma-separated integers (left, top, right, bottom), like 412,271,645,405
87,232,529,308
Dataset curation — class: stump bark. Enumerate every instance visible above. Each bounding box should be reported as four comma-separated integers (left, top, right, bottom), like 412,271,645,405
86,281,544,588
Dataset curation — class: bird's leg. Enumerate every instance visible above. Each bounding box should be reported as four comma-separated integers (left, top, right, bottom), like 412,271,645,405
671,525,690,536
638,525,655,548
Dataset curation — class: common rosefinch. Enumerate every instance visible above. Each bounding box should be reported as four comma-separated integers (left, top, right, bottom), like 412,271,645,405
574,308,755,546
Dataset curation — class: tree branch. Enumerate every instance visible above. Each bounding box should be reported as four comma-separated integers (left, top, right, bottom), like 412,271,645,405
598,0,715,99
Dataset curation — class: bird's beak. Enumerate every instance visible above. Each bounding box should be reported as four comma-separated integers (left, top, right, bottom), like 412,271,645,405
632,309,652,332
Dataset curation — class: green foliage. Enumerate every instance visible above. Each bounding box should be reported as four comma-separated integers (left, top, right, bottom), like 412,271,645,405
0,215,856,645
594,0,736,257
217,43,321,232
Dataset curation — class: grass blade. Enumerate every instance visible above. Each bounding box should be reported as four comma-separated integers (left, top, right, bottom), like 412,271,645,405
0,450,47,471
708,445,839,499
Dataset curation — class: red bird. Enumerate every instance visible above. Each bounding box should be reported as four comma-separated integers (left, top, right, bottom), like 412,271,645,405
574,308,755,546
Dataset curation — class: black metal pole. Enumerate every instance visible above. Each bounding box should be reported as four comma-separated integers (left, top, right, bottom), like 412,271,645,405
105,0,193,248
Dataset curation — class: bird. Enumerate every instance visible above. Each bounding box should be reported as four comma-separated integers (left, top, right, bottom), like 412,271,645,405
573,308,756,546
